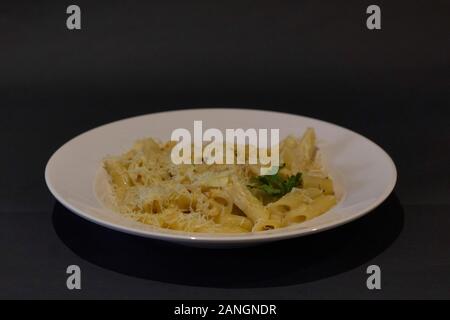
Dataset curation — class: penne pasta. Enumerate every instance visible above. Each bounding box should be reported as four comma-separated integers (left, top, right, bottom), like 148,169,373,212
104,128,337,233
284,195,337,224
252,218,285,232
226,176,270,223
216,214,253,231
302,174,334,195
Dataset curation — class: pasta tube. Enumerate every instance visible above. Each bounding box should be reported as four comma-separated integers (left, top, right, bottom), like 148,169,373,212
226,176,270,223
302,174,334,195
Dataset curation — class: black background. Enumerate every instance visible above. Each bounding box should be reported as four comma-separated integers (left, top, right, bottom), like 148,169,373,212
0,1,449,299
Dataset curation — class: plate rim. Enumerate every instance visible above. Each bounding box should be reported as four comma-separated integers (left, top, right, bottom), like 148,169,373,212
45,108,397,243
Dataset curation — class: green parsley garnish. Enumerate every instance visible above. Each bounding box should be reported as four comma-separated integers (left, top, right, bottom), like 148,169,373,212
248,171,302,199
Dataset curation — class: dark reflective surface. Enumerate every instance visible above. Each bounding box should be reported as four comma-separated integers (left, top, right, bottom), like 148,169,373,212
53,194,404,288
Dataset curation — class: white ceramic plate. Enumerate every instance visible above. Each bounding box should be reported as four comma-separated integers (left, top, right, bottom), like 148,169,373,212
45,109,397,247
